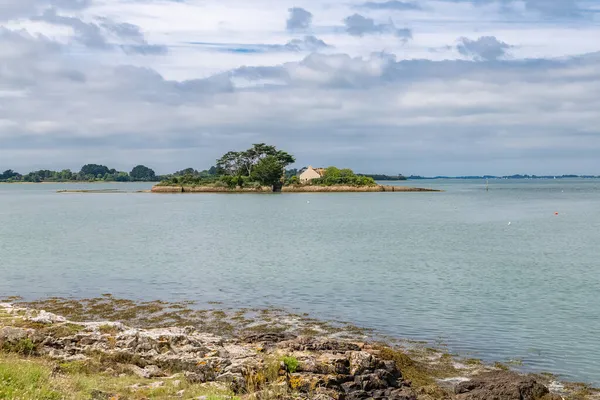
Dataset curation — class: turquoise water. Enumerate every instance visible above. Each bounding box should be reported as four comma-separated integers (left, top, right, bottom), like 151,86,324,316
1,180,599,384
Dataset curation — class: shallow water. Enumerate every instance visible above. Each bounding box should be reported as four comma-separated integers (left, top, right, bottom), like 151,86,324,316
1,180,599,384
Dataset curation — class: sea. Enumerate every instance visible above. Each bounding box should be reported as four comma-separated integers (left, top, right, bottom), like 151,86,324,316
1,179,599,385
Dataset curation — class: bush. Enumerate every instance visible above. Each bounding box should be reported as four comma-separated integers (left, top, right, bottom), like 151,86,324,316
286,176,300,185
283,356,299,373
310,167,377,186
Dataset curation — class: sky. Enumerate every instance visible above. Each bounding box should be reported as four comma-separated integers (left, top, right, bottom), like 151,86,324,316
1,0,600,176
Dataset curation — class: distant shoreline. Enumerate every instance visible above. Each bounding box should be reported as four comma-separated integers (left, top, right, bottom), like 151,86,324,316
0,181,159,185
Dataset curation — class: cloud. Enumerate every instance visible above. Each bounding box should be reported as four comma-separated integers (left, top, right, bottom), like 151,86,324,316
457,36,512,61
360,1,421,10
33,8,109,49
189,36,330,54
2,0,600,175
443,0,585,18
0,0,91,21
3,25,600,175
286,7,313,31
31,9,167,54
343,13,413,40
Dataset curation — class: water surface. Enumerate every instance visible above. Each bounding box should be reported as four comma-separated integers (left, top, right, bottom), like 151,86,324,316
1,180,599,384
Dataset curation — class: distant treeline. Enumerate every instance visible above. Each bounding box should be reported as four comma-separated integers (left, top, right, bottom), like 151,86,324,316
408,174,600,180
0,164,162,183
358,174,407,181
4,166,597,183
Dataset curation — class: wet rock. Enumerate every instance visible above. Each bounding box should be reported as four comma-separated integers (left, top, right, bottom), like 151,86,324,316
455,371,550,400
349,351,375,375
283,336,361,352
241,332,293,344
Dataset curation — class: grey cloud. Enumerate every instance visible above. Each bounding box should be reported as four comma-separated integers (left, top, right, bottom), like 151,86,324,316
0,0,91,21
457,36,511,61
286,7,313,31
33,8,109,49
2,28,600,175
360,1,421,10
100,19,168,54
31,10,167,54
189,36,330,54
284,35,330,52
444,0,584,18
343,13,413,40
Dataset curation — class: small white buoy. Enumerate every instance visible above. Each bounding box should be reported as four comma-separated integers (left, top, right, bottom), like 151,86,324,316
508,222,511,226
307,201,310,204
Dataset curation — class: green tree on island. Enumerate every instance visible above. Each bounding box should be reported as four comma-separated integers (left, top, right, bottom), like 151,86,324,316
130,165,156,181
216,144,295,191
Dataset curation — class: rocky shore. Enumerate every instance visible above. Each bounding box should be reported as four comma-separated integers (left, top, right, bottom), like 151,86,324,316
150,185,440,193
0,298,596,400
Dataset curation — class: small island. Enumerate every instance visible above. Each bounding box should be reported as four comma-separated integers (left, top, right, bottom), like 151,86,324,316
152,144,439,193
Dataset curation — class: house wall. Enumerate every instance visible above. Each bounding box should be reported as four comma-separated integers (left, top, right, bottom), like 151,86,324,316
299,168,321,183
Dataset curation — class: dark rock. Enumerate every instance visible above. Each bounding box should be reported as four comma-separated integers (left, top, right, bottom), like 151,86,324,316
349,351,375,375
387,387,418,400
455,371,550,400
241,332,293,344
283,336,361,352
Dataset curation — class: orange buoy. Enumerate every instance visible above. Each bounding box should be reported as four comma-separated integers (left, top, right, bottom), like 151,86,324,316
555,212,559,215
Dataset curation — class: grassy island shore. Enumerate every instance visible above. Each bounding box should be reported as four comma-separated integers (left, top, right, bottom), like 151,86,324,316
1,296,596,400
151,184,440,193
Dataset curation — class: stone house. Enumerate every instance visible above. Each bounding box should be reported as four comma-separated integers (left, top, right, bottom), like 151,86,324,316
299,166,325,183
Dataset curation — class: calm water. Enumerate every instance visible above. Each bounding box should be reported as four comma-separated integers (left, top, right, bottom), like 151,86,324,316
1,180,599,384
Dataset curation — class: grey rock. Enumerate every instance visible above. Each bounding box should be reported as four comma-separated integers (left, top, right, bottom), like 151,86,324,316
455,371,550,400
0,326,29,343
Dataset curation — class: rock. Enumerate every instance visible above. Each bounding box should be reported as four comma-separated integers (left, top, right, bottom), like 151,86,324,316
455,371,550,400
241,332,293,344
0,326,29,343
130,364,164,379
27,310,66,324
172,379,182,387
216,371,246,392
176,389,185,397
148,381,165,389
185,370,214,384
283,336,361,352
349,351,374,375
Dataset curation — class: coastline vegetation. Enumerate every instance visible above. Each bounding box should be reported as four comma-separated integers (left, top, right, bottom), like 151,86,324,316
0,164,158,183
158,143,378,191
1,144,404,187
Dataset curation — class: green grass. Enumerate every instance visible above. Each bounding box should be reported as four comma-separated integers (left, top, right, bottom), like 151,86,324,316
282,356,299,374
0,356,62,399
0,354,239,399
1,338,37,356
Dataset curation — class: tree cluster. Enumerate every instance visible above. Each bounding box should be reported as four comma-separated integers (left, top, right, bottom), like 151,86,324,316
162,144,296,191
310,167,376,186
0,164,159,183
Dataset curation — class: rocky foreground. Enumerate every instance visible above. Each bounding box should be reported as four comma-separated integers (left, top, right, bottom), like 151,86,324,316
0,300,595,400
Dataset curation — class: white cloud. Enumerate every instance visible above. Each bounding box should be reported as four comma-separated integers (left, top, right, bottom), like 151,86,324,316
1,0,600,175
